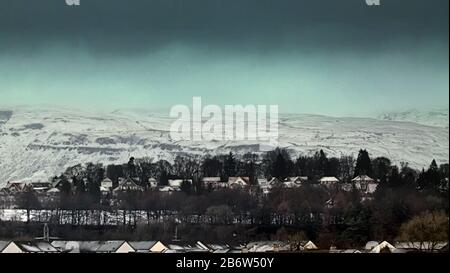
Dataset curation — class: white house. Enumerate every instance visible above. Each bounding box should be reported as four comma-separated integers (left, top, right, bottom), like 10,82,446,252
113,178,143,193
301,241,319,250
100,178,114,194
101,178,113,190
370,241,405,253
148,178,158,188
159,186,177,192
202,177,227,189
319,177,340,187
352,175,378,194
168,179,192,191
228,177,250,189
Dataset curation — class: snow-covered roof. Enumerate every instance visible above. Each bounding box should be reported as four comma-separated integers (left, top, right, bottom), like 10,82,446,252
319,177,340,183
47,188,60,193
352,175,375,182
202,177,222,183
169,179,191,188
370,241,405,253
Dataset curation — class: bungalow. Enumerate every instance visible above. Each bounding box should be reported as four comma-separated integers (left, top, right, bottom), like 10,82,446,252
228,177,250,189
113,178,143,193
128,241,169,253
319,176,340,187
0,241,23,253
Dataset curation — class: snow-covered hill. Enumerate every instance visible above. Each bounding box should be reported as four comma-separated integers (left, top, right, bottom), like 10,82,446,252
0,106,448,185
377,108,449,128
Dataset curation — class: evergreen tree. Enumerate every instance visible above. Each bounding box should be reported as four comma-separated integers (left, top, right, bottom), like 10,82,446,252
223,152,236,180
354,149,373,177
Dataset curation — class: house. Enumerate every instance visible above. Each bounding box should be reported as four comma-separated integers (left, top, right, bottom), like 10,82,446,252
196,241,231,253
113,178,143,193
100,178,113,192
257,178,271,194
202,177,227,190
95,241,136,253
168,179,192,191
245,241,290,253
0,241,23,253
159,186,177,192
370,241,405,253
46,188,60,194
4,181,28,193
51,241,103,253
319,177,340,187
128,241,169,253
148,178,158,188
284,176,308,188
301,241,319,250
165,244,187,253
228,177,250,189
352,175,378,194
13,241,59,253
27,182,52,193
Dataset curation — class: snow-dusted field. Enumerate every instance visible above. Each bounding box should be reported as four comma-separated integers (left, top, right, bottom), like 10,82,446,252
0,106,448,185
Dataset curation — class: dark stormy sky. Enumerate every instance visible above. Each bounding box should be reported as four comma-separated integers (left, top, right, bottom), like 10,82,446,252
0,0,448,116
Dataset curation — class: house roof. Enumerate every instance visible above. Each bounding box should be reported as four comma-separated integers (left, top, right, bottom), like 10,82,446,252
128,241,158,251
229,177,250,185
96,241,132,252
169,179,192,188
319,177,340,183
14,241,59,253
202,177,222,183
101,178,113,183
352,175,375,182
0,241,12,252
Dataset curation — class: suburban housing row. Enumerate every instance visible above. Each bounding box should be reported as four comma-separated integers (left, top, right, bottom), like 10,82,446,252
1,174,379,196
0,239,447,253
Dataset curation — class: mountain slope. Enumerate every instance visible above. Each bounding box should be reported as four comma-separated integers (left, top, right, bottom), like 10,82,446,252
0,107,448,185
378,108,449,128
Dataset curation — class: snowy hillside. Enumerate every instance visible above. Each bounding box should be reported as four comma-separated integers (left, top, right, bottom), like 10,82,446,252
378,108,449,128
0,106,448,185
